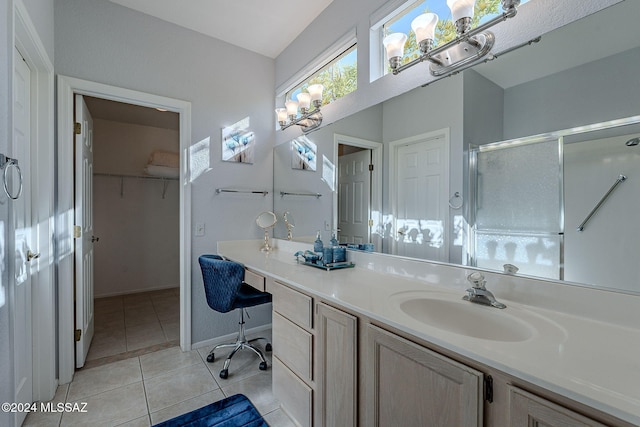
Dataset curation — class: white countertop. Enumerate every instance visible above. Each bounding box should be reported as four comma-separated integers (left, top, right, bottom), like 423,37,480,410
218,239,640,426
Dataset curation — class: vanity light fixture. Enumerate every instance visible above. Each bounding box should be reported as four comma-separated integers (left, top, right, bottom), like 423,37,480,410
383,0,520,77
276,84,324,133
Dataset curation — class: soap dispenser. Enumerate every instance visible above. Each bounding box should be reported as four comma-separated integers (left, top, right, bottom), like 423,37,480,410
330,232,339,247
314,231,324,253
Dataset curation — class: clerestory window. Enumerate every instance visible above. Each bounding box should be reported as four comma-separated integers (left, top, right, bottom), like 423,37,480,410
285,43,357,106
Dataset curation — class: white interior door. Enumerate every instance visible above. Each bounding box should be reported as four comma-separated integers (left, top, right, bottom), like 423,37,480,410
394,136,449,261
13,47,34,427
74,94,95,368
338,149,371,244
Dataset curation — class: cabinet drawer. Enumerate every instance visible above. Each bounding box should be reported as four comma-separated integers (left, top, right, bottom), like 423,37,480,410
272,281,313,330
244,268,265,292
273,356,313,427
273,312,313,382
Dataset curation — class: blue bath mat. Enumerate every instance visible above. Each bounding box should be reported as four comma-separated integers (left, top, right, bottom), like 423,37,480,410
153,394,268,427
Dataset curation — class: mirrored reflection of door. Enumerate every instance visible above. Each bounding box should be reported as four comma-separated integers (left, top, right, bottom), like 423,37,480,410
394,136,449,261
338,148,371,244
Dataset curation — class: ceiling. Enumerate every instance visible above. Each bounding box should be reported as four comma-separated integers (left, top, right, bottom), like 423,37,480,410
109,0,334,59
84,96,179,131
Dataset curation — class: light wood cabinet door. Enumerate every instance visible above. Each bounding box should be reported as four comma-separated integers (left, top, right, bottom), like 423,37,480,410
364,324,484,427
273,356,313,427
315,303,358,427
509,386,607,427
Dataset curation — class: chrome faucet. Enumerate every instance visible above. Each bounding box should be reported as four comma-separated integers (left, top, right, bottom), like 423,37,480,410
463,272,506,309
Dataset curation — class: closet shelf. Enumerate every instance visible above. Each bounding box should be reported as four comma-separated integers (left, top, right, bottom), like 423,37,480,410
94,172,177,199
94,172,178,181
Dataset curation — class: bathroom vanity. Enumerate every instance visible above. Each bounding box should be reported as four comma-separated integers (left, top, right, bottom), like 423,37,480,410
218,239,640,427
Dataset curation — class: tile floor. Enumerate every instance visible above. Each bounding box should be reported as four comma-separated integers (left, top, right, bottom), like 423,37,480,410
23,289,293,426
87,289,181,362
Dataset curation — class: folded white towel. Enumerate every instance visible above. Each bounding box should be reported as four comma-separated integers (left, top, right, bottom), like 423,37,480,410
149,150,180,168
144,164,179,178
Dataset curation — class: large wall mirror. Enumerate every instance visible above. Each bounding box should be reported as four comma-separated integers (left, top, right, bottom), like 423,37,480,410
273,1,640,295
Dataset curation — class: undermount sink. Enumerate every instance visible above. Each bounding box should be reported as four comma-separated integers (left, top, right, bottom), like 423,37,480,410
398,295,534,342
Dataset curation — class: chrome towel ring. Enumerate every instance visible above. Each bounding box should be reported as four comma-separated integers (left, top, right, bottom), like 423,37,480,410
0,154,23,200
448,191,463,209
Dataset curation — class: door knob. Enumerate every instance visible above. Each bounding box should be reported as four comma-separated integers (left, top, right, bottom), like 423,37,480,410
27,250,40,262
91,236,100,243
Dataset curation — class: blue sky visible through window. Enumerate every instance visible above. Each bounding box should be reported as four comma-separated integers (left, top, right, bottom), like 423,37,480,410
385,0,530,39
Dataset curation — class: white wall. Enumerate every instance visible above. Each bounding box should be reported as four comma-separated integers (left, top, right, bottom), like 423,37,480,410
504,47,640,139
0,1,14,424
93,119,180,297
54,0,275,343
20,0,53,61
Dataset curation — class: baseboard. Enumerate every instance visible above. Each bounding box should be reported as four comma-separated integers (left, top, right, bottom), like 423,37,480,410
192,323,273,350
95,285,179,299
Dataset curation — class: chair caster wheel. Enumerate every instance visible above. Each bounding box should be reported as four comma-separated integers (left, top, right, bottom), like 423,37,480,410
219,369,228,379
259,361,268,371
206,353,215,363
265,343,272,352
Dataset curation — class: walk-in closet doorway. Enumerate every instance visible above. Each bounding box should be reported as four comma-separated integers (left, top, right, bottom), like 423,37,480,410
57,76,193,385
83,96,182,365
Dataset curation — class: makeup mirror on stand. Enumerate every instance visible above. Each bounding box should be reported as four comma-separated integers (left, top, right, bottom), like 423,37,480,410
256,211,277,252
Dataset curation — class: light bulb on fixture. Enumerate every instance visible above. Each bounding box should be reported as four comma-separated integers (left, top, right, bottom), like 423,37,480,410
411,13,439,54
297,92,311,113
285,100,299,120
447,0,475,34
307,84,324,107
275,84,324,133
382,32,408,71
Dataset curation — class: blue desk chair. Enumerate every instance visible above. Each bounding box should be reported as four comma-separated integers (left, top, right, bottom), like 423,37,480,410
198,255,272,379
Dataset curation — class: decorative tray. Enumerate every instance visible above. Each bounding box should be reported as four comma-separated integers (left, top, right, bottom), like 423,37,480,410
298,260,355,271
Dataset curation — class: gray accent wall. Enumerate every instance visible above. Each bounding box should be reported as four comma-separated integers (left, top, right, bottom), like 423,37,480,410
54,0,276,343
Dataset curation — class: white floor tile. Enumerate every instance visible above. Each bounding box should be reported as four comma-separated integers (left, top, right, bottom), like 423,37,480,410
67,357,142,401
139,346,201,379
60,382,148,426
144,363,219,413
149,390,225,425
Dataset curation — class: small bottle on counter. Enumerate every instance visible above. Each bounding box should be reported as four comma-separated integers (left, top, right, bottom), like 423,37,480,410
330,232,339,247
314,231,324,253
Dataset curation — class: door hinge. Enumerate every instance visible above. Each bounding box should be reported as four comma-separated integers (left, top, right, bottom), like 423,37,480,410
74,329,82,342
484,375,493,403
74,122,81,135
369,164,374,172
368,219,374,227
73,225,82,238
